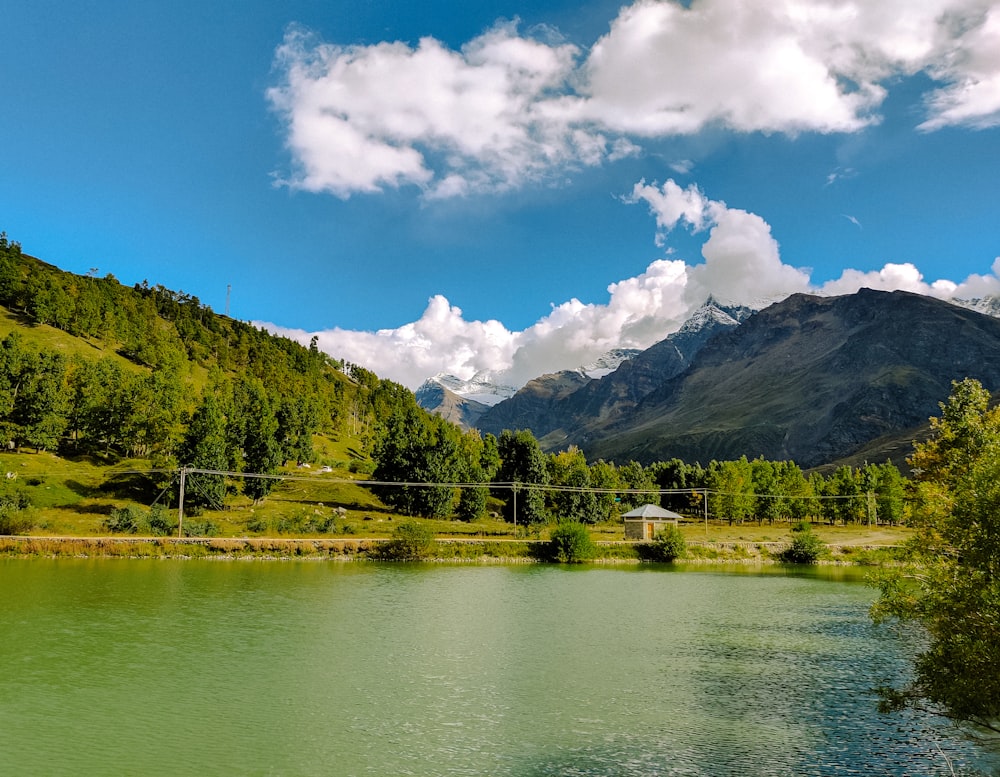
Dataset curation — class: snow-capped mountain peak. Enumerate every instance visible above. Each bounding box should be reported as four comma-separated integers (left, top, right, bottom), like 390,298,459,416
421,372,519,407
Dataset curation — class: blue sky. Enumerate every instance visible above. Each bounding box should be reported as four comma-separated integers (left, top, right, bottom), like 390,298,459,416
3,0,1000,389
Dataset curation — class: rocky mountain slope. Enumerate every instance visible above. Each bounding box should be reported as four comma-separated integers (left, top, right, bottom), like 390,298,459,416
579,289,1000,467
475,299,754,443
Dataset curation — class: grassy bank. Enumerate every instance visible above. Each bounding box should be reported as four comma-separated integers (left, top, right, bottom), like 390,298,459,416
0,534,911,565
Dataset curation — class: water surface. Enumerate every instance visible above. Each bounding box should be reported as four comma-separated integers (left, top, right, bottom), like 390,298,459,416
1,560,996,776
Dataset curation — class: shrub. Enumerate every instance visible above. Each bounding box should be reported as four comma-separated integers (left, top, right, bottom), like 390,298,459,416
146,505,177,537
104,505,145,534
348,459,376,475
779,528,827,564
548,521,596,563
379,520,436,560
0,488,34,535
183,520,220,538
652,525,686,562
0,504,34,535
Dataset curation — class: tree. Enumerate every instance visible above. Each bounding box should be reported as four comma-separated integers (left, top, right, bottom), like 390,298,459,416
616,460,655,512
547,447,596,523
588,460,621,522
824,466,863,524
372,403,462,518
275,393,320,465
873,462,906,526
494,429,549,525
178,393,229,509
455,431,499,522
13,350,69,452
707,457,754,524
750,457,781,524
871,378,1000,733
776,461,812,523
233,378,282,504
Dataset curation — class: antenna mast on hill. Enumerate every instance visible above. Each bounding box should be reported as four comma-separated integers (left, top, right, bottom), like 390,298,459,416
225,284,231,317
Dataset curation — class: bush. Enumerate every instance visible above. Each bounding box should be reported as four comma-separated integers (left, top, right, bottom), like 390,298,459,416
146,505,177,536
0,504,34,535
104,504,144,534
348,459,376,475
183,520,220,538
379,520,436,560
651,525,686,562
548,522,596,563
779,528,827,564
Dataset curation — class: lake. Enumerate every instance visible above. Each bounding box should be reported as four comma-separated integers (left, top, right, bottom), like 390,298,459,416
1,559,997,776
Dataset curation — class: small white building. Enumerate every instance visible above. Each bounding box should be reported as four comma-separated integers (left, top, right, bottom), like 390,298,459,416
623,504,684,540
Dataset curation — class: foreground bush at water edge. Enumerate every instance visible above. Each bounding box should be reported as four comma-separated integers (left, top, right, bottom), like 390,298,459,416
378,520,437,560
779,525,827,563
651,524,687,561
548,522,596,563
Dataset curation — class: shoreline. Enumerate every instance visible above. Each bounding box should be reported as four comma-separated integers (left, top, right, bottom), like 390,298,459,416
0,535,906,566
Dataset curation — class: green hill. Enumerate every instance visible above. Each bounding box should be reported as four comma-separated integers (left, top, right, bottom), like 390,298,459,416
0,230,444,537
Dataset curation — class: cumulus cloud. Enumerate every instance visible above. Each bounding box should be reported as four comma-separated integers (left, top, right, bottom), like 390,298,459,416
625,179,812,305
260,178,1000,391
269,0,1000,198
268,21,588,197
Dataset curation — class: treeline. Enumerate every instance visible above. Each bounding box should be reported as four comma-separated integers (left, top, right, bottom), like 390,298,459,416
370,399,909,525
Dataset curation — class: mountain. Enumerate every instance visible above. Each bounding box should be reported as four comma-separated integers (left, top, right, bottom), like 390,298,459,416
475,298,753,443
416,349,640,428
413,380,491,428
579,289,1000,468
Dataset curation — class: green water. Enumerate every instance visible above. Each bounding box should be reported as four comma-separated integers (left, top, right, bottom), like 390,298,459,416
1,559,996,776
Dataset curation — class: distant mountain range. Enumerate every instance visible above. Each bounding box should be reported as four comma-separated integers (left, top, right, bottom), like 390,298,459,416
418,291,1000,469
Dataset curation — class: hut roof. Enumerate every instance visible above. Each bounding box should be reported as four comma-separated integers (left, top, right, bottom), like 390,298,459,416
621,503,684,520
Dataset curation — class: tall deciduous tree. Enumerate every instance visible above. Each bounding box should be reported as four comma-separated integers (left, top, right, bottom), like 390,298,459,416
231,377,282,504
455,430,499,522
708,457,754,525
372,403,462,518
494,429,549,525
547,447,596,523
872,378,1000,733
14,350,69,452
178,393,229,509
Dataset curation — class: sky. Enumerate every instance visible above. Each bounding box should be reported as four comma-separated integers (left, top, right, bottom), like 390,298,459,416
3,0,1000,390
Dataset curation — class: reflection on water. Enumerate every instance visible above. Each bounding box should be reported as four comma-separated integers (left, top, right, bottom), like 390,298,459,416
0,559,996,776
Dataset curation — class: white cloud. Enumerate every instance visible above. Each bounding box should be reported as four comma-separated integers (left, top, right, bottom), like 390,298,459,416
261,179,1000,391
626,179,812,304
268,21,588,197
919,5,1000,130
269,0,1000,198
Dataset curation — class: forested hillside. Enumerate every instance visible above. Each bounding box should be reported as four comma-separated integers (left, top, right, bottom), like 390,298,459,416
0,231,403,471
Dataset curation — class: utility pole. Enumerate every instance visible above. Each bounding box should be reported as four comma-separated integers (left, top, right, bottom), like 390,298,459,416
512,483,518,537
177,468,187,538
704,488,709,539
